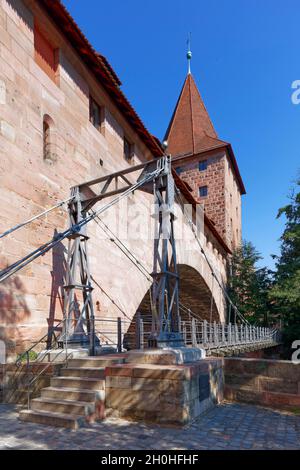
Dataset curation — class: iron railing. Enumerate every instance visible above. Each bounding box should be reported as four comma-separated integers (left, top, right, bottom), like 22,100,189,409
93,316,281,353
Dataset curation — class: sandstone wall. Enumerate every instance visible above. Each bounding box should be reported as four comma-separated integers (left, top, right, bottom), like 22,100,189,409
225,358,300,411
0,0,228,359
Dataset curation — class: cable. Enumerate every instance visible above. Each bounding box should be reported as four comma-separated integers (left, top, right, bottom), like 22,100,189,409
90,210,203,321
174,185,250,325
0,167,163,283
0,196,74,240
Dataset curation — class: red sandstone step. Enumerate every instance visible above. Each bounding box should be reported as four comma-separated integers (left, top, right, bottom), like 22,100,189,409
60,367,105,379
68,356,125,368
19,409,84,429
51,376,105,390
41,386,99,402
31,397,95,415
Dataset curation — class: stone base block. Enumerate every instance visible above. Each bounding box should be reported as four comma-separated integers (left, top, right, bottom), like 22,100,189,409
105,357,224,426
125,347,206,365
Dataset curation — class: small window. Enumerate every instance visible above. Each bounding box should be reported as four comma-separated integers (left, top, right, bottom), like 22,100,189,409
176,167,183,175
124,137,134,161
34,23,58,83
89,96,103,131
199,186,208,198
43,115,56,163
199,160,207,171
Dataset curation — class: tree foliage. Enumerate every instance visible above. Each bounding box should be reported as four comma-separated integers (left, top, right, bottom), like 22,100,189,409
227,240,274,325
271,179,300,348
227,177,300,356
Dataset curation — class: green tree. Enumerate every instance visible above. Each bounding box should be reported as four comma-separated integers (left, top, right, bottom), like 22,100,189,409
228,240,274,325
271,178,300,351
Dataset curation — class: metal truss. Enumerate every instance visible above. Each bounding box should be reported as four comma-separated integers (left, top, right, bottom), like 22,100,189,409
62,156,183,353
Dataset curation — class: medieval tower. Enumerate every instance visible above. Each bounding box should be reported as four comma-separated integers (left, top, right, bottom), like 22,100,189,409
165,69,246,251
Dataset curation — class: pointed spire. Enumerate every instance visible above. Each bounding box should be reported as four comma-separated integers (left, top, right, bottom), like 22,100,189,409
164,74,227,157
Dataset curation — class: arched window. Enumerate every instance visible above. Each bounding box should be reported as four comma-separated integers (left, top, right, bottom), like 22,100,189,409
43,115,56,163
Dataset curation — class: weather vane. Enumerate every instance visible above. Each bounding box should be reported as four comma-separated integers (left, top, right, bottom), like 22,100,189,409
187,32,192,74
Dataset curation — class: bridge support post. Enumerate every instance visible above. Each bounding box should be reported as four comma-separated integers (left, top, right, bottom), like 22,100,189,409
149,156,183,348
62,187,99,355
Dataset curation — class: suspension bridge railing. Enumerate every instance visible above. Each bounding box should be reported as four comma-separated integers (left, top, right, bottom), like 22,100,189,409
93,316,280,354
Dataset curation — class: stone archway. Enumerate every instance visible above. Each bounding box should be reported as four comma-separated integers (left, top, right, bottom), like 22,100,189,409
123,263,219,349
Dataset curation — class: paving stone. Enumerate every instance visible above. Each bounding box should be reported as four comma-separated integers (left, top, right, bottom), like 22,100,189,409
0,403,300,449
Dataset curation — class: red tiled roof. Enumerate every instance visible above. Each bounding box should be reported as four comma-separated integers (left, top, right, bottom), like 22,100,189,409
165,74,246,195
39,0,163,158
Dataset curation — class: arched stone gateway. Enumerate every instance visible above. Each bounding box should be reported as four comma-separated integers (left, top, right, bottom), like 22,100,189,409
123,264,220,350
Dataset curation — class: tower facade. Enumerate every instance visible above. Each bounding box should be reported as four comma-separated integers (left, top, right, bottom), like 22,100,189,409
165,73,245,250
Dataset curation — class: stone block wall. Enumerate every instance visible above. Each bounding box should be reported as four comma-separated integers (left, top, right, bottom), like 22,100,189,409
224,358,300,411
1,361,65,404
105,358,224,425
0,0,228,359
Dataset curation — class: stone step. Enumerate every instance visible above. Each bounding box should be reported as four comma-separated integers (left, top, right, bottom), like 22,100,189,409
41,386,99,402
51,376,105,390
60,367,105,379
68,356,125,368
31,397,95,416
19,409,84,429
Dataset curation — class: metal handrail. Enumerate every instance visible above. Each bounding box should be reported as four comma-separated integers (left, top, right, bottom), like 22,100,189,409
94,315,280,353
16,319,64,367
25,349,73,410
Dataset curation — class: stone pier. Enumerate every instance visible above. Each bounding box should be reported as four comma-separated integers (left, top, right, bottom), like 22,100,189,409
105,349,224,425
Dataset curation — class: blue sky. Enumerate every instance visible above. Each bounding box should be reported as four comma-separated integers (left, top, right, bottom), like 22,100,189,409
63,0,300,269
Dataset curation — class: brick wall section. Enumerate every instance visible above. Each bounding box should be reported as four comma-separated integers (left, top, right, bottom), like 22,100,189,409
177,152,226,242
175,150,242,251
224,358,300,411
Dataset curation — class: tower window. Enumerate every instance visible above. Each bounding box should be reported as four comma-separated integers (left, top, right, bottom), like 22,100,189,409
199,186,208,198
89,96,104,132
124,137,134,161
199,160,207,171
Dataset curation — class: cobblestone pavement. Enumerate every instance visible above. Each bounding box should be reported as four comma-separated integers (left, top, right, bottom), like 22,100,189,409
0,402,299,450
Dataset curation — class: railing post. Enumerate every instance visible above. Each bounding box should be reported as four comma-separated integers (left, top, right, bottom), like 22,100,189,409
135,312,142,349
213,321,218,347
222,323,225,345
228,323,232,345
203,320,208,344
191,318,197,347
235,324,239,344
245,325,249,343
117,317,122,353
182,321,187,345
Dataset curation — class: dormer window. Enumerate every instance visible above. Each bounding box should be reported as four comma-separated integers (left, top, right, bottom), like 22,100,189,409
124,137,134,161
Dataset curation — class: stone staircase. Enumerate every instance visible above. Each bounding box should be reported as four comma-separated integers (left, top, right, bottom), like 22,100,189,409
19,356,125,429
